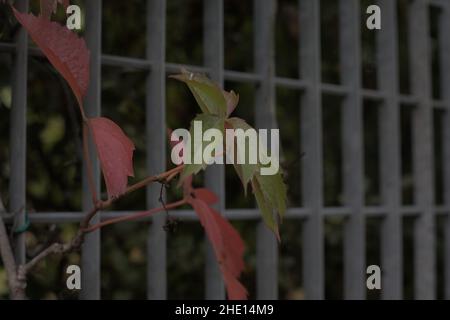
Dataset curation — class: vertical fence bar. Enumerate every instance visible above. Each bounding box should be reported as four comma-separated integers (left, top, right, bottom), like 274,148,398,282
146,0,167,300
254,0,278,300
377,0,403,300
9,0,28,266
409,0,436,300
203,0,226,300
439,0,450,300
299,0,325,300
81,0,102,300
339,0,365,300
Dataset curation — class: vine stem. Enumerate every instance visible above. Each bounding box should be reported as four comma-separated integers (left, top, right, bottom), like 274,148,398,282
80,164,184,229
103,164,184,207
83,199,187,233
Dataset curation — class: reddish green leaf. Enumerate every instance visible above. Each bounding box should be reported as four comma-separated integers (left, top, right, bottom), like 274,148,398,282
223,90,239,117
88,117,135,199
12,8,89,108
40,0,70,19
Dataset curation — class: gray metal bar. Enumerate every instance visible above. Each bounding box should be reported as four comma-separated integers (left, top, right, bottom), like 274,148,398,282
299,0,325,300
340,0,365,300
399,95,419,105
362,89,386,102
0,42,15,50
224,70,262,83
439,0,450,300
166,62,208,75
430,0,447,8
377,0,403,300
433,100,447,109
10,0,29,266
275,77,307,90
146,0,167,300
409,0,436,300
254,0,278,300
321,83,349,96
80,0,102,300
102,54,152,70
203,0,226,300
3,208,309,224
12,205,437,225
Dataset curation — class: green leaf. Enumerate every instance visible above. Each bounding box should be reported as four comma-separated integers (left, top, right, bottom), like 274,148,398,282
171,71,227,118
226,118,287,237
179,114,225,182
251,177,280,240
225,118,259,193
256,172,287,221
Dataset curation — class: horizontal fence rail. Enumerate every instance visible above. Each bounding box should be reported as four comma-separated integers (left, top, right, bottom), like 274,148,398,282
0,0,450,300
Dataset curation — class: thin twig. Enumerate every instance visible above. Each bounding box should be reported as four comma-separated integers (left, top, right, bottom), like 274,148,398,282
27,224,59,259
166,170,181,183
122,165,184,198
79,165,184,229
19,230,84,276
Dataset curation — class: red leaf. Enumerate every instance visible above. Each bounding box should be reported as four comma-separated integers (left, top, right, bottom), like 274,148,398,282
193,188,218,205
88,117,135,199
212,207,245,277
189,198,247,300
12,8,89,108
222,269,248,300
190,199,223,249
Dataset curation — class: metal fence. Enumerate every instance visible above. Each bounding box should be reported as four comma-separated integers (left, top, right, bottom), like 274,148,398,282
1,0,450,300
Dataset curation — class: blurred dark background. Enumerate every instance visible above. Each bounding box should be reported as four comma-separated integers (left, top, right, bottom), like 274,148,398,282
0,0,447,299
